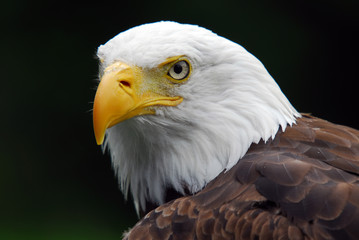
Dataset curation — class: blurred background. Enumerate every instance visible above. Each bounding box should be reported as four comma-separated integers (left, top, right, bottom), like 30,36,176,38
1,0,358,239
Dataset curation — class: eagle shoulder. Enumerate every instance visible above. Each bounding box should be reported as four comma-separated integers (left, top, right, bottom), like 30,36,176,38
124,114,359,240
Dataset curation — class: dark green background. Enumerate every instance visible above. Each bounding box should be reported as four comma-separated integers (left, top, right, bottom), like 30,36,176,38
1,0,358,239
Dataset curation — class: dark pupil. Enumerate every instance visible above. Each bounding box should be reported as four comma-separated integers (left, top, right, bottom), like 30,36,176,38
173,63,183,74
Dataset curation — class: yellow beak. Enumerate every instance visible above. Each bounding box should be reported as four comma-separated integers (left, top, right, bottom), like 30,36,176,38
93,61,183,145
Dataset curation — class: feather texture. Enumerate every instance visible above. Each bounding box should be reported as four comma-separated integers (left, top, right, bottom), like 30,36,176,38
124,115,359,240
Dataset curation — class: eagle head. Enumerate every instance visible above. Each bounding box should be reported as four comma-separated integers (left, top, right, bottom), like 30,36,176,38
93,21,299,213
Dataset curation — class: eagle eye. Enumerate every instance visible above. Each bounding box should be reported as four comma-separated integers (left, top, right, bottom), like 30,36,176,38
168,60,190,80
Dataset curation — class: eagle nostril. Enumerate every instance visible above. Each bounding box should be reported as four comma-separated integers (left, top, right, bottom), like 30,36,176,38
120,81,131,88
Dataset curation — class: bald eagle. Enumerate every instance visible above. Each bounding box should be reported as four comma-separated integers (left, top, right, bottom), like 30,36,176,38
93,22,359,239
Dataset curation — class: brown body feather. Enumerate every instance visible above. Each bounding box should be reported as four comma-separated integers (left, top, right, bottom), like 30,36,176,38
124,114,359,240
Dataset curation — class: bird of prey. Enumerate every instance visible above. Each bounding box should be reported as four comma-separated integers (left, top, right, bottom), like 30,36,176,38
92,22,359,240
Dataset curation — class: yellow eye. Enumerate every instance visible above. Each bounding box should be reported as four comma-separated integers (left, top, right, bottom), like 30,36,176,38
168,60,190,80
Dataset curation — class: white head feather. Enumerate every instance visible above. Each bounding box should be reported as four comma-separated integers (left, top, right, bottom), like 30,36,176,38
97,21,300,213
